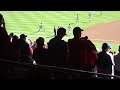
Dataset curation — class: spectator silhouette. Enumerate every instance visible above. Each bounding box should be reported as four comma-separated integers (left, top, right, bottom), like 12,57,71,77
7,35,20,61
17,34,34,64
9,32,14,42
26,38,33,55
48,27,67,67
0,14,10,59
67,27,97,74
12,35,19,42
33,37,48,65
96,43,113,79
106,44,115,77
0,14,6,29
54,26,57,37
114,46,120,76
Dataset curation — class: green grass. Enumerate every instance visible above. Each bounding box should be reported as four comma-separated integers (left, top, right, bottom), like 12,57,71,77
0,11,120,52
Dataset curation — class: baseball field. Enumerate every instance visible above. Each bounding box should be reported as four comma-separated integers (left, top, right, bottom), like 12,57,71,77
0,11,120,52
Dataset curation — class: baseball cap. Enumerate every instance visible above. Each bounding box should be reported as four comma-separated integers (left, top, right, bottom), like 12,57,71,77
57,27,66,35
20,34,27,38
107,44,112,49
73,27,84,35
73,27,84,31
102,43,108,50
102,43,112,50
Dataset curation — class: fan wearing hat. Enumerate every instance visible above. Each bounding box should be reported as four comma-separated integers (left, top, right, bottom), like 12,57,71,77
48,27,67,67
96,43,113,78
106,44,115,77
17,34,34,63
73,27,83,37
20,34,27,39
67,27,97,77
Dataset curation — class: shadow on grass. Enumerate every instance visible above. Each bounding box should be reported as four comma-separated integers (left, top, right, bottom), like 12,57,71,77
45,36,54,38
94,14,102,17
33,30,45,33
81,21,93,23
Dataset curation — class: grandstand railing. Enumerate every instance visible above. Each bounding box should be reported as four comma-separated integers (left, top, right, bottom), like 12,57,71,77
0,59,120,79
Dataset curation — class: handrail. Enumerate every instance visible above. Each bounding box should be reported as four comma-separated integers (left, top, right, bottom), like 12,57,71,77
0,58,120,79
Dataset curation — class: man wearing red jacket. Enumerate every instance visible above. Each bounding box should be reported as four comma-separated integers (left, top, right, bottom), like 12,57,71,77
68,27,98,77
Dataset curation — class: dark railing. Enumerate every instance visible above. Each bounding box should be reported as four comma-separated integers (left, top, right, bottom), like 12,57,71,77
0,59,120,79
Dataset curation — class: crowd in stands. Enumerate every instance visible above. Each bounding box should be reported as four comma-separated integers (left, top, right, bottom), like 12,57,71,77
0,13,120,79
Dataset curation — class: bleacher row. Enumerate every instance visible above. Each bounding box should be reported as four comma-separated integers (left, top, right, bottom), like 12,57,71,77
0,59,120,79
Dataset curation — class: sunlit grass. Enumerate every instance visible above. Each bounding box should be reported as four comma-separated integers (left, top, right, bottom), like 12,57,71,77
0,11,120,52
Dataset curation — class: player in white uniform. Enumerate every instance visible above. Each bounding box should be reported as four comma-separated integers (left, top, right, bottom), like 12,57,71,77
76,14,79,23
38,23,44,32
88,12,92,22
100,11,102,15
68,24,71,33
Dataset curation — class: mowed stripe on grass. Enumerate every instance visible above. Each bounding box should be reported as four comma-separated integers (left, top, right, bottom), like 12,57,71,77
0,11,120,51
